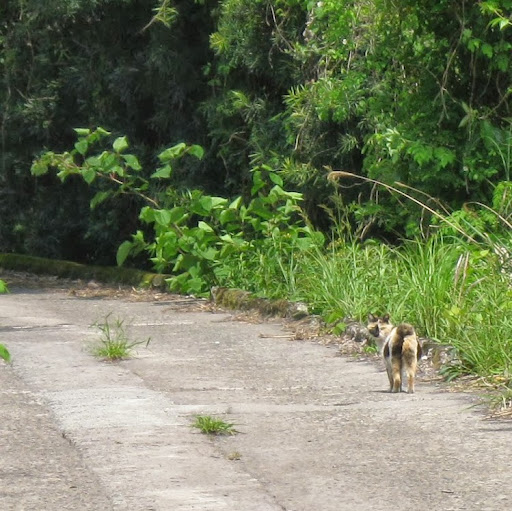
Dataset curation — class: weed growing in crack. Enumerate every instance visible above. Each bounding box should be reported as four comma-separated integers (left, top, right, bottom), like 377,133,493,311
192,415,238,436
89,313,150,361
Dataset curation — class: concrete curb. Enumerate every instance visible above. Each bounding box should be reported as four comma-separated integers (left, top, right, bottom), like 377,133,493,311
0,253,169,289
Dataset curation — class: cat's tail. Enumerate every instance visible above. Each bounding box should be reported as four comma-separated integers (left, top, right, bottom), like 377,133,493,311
395,324,415,338
396,323,423,362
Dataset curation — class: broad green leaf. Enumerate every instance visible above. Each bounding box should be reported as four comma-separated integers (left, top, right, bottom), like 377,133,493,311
198,221,214,232
311,231,325,245
154,209,171,226
139,206,156,223
99,151,117,171
122,154,142,171
56,169,71,181
90,191,111,210
268,186,302,202
499,19,511,30
219,234,233,243
197,247,218,260
467,38,481,52
188,144,205,159
248,198,273,219
199,196,227,212
116,240,133,266
481,43,493,58
0,280,9,293
295,237,315,251
219,208,237,224
269,172,284,187
198,196,213,213
211,196,228,208
151,164,172,179
251,170,265,196
186,277,206,294
229,196,243,209
96,127,111,136
30,160,49,176
85,155,101,168
73,128,91,136
81,168,96,184
113,136,129,153
166,272,188,292
132,230,146,244
111,165,124,177
74,139,88,155
160,231,179,256
0,344,11,363
158,143,187,162
168,206,188,224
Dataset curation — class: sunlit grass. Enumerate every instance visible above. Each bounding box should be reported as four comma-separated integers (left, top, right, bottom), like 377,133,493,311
217,232,512,385
192,415,238,435
89,314,150,361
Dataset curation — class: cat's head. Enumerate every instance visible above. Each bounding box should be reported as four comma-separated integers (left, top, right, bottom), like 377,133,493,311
367,313,394,340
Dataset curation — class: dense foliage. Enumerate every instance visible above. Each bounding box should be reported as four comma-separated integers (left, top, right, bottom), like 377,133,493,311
2,0,512,258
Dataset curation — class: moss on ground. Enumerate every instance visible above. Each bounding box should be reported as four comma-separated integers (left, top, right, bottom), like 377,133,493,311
0,253,168,289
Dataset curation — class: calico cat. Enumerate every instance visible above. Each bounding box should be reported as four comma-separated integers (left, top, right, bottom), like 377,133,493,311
367,313,422,394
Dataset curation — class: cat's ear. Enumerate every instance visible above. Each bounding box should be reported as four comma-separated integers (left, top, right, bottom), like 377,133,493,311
368,313,377,322
382,313,390,322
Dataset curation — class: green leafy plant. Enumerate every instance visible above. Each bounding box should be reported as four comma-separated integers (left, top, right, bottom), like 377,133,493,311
363,344,378,355
31,127,204,210
117,163,324,296
32,129,324,297
192,415,238,436
89,313,150,361
0,280,11,363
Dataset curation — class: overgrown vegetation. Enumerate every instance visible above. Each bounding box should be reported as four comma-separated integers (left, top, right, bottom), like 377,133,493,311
32,127,324,295
3,1,512,255
192,415,238,435
34,128,512,389
89,313,151,360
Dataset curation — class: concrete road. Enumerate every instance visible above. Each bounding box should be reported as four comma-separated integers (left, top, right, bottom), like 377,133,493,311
1,286,511,511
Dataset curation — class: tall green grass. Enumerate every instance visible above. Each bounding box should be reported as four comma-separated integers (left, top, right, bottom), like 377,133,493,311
219,229,512,382
214,169,512,384
307,236,512,380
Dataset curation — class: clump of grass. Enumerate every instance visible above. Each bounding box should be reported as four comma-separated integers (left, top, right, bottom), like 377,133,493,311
192,415,238,435
0,343,11,363
89,313,150,360
0,279,9,293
